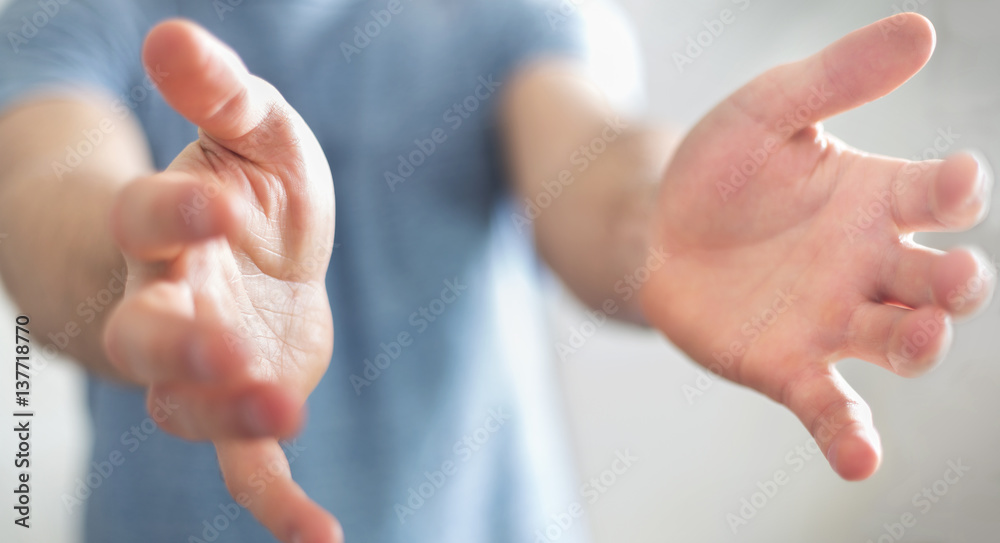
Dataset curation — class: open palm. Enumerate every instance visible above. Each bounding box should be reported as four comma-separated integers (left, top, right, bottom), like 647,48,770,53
102,21,341,543
641,13,993,480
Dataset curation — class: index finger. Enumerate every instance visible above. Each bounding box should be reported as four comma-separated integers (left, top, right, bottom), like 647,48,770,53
725,13,936,141
215,438,344,543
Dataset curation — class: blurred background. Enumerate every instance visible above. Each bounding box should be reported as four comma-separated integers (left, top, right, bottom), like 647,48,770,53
3,0,1000,542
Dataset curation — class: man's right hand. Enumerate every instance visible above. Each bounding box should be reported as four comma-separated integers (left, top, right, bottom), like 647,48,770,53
101,20,341,543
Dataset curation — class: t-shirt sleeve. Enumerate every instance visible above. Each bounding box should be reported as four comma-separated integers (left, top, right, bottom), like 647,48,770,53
0,0,149,111
492,0,590,77
491,0,646,114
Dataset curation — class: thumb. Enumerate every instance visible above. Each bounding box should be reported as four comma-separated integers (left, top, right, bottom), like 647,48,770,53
779,366,882,481
725,12,935,140
142,19,294,151
142,18,335,266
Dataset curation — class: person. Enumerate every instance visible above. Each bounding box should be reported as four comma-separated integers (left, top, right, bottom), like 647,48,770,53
0,0,991,541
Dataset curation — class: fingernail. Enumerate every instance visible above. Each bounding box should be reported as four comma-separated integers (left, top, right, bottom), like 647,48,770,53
967,151,993,207
186,199,213,237
966,166,985,207
239,395,272,436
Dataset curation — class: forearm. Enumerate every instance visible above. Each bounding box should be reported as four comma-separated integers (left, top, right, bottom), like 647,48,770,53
535,128,673,324
0,97,153,378
503,62,680,323
530,126,675,324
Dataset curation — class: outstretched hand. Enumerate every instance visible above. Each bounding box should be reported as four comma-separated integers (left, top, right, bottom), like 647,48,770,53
102,20,341,542
641,13,993,481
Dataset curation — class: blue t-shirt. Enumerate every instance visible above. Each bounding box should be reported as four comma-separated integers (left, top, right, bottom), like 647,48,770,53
0,1,590,541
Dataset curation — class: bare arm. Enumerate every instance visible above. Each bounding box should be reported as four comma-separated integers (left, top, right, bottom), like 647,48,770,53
0,96,153,378
502,15,995,482
501,61,676,324
0,20,343,541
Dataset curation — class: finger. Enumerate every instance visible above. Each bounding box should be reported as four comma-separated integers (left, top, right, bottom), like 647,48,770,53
727,13,934,138
142,19,295,149
780,366,881,481
215,439,343,543
147,382,303,441
933,247,996,317
111,171,243,262
103,281,252,384
846,303,952,378
877,244,995,316
890,152,992,232
142,19,335,265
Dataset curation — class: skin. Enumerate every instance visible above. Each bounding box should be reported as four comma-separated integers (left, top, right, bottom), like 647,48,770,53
508,14,995,480
1,22,341,543
638,14,993,481
509,13,992,482
0,11,991,543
